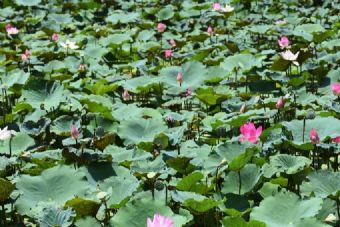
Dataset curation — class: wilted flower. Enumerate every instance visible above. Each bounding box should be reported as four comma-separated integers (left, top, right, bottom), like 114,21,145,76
331,83,340,96
185,88,192,97
207,26,213,36
51,33,59,41
278,36,290,49
169,39,176,47
0,126,11,140
212,3,221,11
60,40,79,49
70,123,80,139
147,214,173,227
281,50,299,66
21,49,31,62
176,72,183,86
5,24,19,36
157,23,166,33
165,49,173,58
239,122,262,144
309,128,320,144
276,96,285,109
122,89,131,101
240,103,247,113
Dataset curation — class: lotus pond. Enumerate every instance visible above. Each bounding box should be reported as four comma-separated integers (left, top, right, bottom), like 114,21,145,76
1,0,340,227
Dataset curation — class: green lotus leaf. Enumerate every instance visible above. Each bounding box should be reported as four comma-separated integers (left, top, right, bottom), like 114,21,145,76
183,197,223,214
222,164,262,195
75,217,102,227
110,196,192,227
250,192,323,227
38,205,75,227
220,54,262,72
79,94,113,120
157,5,175,20
0,178,15,203
0,133,35,155
222,217,266,227
301,170,340,199
15,165,91,215
50,115,80,136
15,0,41,6
176,172,204,192
262,154,311,177
160,61,208,93
283,117,340,145
65,197,100,217
117,117,167,145
2,69,29,87
99,175,140,208
20,79,65,110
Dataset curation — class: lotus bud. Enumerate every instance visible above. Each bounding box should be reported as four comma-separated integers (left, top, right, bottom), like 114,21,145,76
169,39,176,47
176,72,183,86
240,103,247,113
157,23,166,33
122,89,131,101
52,33,59,41
275,96,285,109
309,128,320,144
165,49,173,58
70,123,80,139
207,26,213,36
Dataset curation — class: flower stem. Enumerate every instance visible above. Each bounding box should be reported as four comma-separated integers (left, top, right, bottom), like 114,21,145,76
238,171,242,195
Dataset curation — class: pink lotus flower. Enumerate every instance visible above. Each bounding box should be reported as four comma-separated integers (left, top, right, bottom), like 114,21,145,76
276,96,285,109
165,49,173,58
5,24,19,35
331,83,340,96
122,89,131,101
239,122,262,144
70,123,80,139
207,26,213,36
169,39,176,47
278,36,290,49
213,3,221,11
21,49,31,62
0,126,11,140
157,23,166,33
147,214,173,227
332,136,340,143
52,33,59,41
176,72,183,86
185,88,192,97
281,50,299,66
309,128,320,144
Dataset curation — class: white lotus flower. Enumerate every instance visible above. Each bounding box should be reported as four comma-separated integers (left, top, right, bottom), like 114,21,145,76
60,40,79,50
221,4,234,12
325,213,337,222
275,19,287,25
0,126,11,140
281,50,299,66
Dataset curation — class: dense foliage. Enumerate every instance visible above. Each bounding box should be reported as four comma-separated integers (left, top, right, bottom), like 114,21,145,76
1,0,340,226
